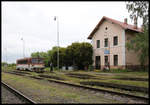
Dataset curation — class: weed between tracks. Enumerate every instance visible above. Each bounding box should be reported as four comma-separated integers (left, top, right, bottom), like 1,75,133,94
2,69,149,100
2,72,123,103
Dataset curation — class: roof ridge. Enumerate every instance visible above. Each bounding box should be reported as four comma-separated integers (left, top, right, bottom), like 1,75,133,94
104,16,142,29
87,16,142,39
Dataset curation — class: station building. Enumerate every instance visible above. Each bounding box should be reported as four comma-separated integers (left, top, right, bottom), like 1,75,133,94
87,16,143,70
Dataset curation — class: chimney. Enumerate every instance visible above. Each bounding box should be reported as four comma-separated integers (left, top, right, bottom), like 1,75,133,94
124,18,128,24
134,16,137,29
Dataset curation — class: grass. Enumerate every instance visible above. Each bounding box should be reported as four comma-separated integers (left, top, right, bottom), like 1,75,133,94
3,67,149,87
95,79,148,87
2,72,122,103
2,66,149,98
2,67,148,87
2,66,16,72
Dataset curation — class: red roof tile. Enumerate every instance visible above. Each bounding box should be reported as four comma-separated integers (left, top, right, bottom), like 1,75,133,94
87,16,142,39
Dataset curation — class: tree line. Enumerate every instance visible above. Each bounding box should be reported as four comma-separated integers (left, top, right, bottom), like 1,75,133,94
2,62,16,67
31,42,93,70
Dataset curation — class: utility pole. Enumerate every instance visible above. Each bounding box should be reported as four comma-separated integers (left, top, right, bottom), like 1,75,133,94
5,47,7,70
109,39,110,70
21,37,25,58
54,16,59,70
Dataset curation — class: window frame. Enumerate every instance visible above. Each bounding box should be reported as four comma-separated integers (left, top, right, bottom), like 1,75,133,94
114,55,118,66
113,36,118,46
104,38,108,47
97,40,100,48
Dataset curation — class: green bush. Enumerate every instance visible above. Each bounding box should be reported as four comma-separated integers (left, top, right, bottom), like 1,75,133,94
88,65,94,71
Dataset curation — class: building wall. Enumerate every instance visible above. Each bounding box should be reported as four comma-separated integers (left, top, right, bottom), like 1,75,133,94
92,20,125,69
125,30,141,67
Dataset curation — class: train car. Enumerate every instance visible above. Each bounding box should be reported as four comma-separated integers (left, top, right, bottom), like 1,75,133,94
16,57,45,72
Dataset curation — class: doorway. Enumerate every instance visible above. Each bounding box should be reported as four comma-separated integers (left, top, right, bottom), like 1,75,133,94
95,56,101,69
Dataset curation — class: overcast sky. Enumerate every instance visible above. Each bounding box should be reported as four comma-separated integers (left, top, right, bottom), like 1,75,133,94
2,1,143,63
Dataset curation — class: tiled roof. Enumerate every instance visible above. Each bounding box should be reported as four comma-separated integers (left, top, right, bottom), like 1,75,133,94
87,16,142,39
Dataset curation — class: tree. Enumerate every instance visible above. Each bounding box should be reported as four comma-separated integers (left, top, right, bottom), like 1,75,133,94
2,62,7,66
8,63,16,67
47,46,67,68
126,1,149,68
50,46,58,67
66,42,93,70
30,42,93,70
31,51,49,67
126,1,149,26
59,47,67,68
79,42,93,69
66,42,81,69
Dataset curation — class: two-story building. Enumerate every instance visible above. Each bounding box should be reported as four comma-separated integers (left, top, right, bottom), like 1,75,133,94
87,16,143,70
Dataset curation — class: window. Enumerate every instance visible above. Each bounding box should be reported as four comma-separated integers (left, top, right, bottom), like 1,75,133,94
113,36,118,46
114,55,118,66
32,58,44,64
104,38,108,47
18,60,28,64
32,58,38,64
104,56,108,66
23,60,28,64
97,40,100,48
39,59,44,63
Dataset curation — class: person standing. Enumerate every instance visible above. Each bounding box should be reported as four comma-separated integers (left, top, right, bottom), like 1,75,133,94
50,62,53,72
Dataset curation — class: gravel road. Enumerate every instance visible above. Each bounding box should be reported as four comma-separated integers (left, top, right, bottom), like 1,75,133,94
1,85,27,104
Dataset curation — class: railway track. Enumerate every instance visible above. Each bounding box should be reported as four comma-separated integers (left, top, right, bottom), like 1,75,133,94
2,71,149,103
47,79,149,103
2,82,36,104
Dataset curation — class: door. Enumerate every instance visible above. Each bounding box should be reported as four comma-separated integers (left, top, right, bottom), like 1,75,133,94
95,56,101,69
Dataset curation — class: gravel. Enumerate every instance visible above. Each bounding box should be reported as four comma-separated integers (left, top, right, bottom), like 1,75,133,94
1,85,27,104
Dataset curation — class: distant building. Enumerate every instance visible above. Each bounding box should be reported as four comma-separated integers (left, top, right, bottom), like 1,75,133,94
87,16,143,70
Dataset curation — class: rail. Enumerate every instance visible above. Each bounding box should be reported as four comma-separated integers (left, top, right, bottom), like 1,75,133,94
47,79,149,103
2,82,36,104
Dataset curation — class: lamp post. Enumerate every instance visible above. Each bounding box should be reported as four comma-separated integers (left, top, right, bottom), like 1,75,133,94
108,39,110,70
21,38,25,58
54,16,59,70
5,47,7,70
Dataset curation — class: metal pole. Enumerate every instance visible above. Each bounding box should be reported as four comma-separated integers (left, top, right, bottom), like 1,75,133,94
23,39,25,58
21,38,25,58
5,47,7,70
57,16,59,70
109,39,110,70
54,16,59,70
